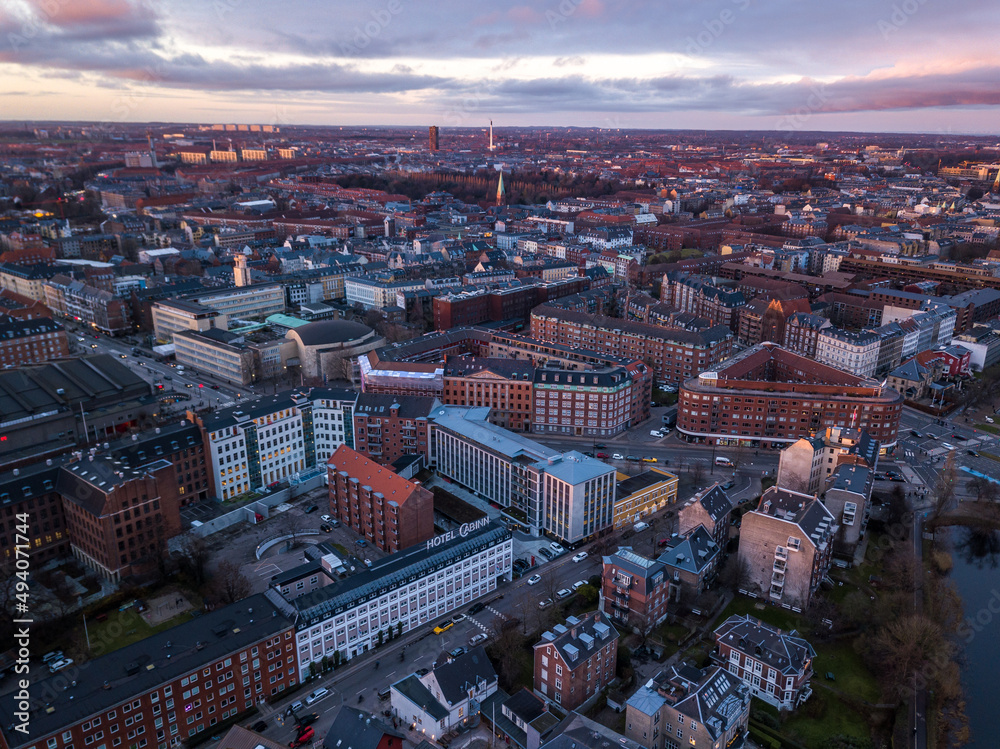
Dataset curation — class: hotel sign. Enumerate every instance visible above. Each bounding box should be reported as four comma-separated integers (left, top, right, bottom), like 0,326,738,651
425,517,490,550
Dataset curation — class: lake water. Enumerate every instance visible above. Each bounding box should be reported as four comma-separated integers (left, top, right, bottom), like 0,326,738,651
944,526,1000,748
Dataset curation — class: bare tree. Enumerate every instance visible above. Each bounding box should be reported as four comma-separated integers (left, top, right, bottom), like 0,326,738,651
968,475,999,504
211,560,253,604
177,536,211,587
929,452,958,531
690,460,706,487
718,554,752,592
276,510,309,549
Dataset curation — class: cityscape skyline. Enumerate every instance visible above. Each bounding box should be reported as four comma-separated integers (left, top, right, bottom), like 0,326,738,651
1,0,999,133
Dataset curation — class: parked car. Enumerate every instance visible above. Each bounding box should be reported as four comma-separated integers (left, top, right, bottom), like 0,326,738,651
722,480,735,490
433,621,455,634
355,538,368,547
250,721,268,733
549,542,565,554
572,551,588,563
305,688,329,705
527,574,542,586
649,429,663,438
48,658,73,673
633,521,650,533
538,598,554,609
41,651,63,665
451,613,466,623
626,455,638,462
304,505,318,514
572,580,588,590
377,686,392,701
296,713,318,727
596,452,609,458
468,602,486,615
537,547,553,560
286,701,304,715
320,514,332,522
448,647,467,658
556,588,573,599
612,453,624,460
642,456,657,463
469,633,489,646
594,443,606,449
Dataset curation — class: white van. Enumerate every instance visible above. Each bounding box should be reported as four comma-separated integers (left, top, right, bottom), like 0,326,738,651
633,521,650,533
649,429,663,438
714,456,733,467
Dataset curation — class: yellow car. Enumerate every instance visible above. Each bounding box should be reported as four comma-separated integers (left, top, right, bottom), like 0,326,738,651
433,621,454,635
642,456,657,463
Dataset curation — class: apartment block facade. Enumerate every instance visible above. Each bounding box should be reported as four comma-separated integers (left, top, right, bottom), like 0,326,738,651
625,664,750,749
533,611,619,709
714,614,815,710
0,316,68,367
677,344,903,449
737,487,837,608
529,306,734,387
327,444,434,552
428,406,616,543
0,595,298,749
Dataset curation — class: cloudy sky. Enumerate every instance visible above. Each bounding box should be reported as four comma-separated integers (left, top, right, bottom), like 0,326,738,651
1,0,999,133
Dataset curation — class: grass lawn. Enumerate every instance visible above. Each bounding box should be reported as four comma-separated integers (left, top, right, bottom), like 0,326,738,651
975,423,1000,435
657,622,689,643
812,640,880,703
781,690,872,746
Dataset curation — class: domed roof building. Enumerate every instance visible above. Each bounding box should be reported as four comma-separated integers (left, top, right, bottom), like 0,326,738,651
285,319,384,382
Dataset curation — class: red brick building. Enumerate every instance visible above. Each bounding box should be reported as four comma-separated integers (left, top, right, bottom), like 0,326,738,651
677,343,903,449
58,455,183,581
443,357,534,431
327,445,434,552
533,611,618,709
352,393,437,464
0,594,298,749
529,306,734,387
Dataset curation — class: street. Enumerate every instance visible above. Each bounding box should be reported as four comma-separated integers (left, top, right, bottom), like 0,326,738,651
66,324,256,412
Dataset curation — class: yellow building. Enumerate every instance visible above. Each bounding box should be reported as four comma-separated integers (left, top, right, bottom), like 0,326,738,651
613,467,679,529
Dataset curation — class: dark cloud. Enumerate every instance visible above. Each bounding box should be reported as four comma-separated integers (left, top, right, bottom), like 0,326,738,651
5,0,160,42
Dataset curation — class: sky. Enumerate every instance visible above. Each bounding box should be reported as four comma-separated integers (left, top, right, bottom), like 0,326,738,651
1,0,999,134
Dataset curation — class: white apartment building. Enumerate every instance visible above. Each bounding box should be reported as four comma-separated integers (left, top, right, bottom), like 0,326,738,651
152,298,227,343
267,521,513,677
815,328,879,377
186,284,286,320
428,406,616,543
197,388,357,499
345,276,425,310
